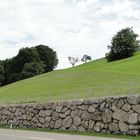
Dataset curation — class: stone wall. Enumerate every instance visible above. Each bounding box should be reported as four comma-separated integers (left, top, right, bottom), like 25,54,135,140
0,95,140,135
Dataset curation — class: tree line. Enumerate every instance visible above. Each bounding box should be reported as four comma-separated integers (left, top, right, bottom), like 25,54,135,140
0,45,58,86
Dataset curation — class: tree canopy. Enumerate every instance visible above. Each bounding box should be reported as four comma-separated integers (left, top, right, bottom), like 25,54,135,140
0,62,4,86
106,27,140,62
36,45,58,72
81,55,92,63
20,62,45,80
0,44,58,86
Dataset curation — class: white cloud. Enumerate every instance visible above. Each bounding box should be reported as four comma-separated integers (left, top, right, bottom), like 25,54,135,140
0,0,140,69
96,0,131,14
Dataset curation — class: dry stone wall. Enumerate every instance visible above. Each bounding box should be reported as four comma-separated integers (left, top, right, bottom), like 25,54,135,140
0,95,140,135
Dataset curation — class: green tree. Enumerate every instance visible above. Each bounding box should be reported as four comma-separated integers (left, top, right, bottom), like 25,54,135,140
106,27,140,62
1,44,58,86
3,58,20,84
35,45,58,72
20,62,45,79
16,47,41,72
81,55,92,63
0,62,4,86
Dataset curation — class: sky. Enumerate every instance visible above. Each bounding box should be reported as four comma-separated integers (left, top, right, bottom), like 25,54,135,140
0,0,140,69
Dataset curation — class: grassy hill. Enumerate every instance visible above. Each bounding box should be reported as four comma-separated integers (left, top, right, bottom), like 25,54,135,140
0,52,140,105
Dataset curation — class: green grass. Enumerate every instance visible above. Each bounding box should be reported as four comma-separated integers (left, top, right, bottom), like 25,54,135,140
0,126,140,140
0,52,140,105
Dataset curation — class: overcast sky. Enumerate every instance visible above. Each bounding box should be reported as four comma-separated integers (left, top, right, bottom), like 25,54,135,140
0,0,140,69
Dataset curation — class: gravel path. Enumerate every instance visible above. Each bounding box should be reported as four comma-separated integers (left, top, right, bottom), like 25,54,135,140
0,129,127,140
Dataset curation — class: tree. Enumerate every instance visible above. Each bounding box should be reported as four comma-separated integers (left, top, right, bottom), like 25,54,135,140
20,62,45,79
106,27,140,62
3,47,42,85
0,44,58,86
35,45,58,72
0,62,4,86
68,56,79,67
81,55,92,63
16,47,41,72
3,58,20,84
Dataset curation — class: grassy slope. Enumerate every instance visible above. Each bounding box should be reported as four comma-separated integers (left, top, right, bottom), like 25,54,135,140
0,52,140,104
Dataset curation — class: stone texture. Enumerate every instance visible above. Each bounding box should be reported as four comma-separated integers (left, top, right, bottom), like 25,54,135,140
62,116,72,128
88,120,95,130
50,121,54,128
110,100,124,111
129,125,139,130
122,103,131,112
132,105,140,113
129,130,139,136
109,123,119,132
94,122,104,132
102,109,112,123
88,106,95,113
39,110,46,117
0,95,139,136
74,116,81,127
81,111,92,120
45,117,51,122
138,114,140,122
127,95,140,105
99,101,106,111
55,119,62,128
82,120,88,129
64,110,71,116
78,105,88,111
46,110,51,116
128,113,138,124
118,122,129,133
52,112,59,121
70,110,78,118
39,117,45,124
56,106,63,113
113,109,128,122
92,110,102,121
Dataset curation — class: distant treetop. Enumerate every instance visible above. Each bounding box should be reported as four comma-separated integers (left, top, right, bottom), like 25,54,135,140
81,55,92,63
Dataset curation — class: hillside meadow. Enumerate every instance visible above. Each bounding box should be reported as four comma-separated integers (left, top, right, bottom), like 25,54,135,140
0,52,140,105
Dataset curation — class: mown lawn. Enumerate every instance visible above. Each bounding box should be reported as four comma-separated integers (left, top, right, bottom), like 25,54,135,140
0,52,140,105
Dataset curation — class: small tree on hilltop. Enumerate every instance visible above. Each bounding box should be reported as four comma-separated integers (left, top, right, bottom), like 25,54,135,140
81,55,92,63
106,27,140,62
68,56,79,67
